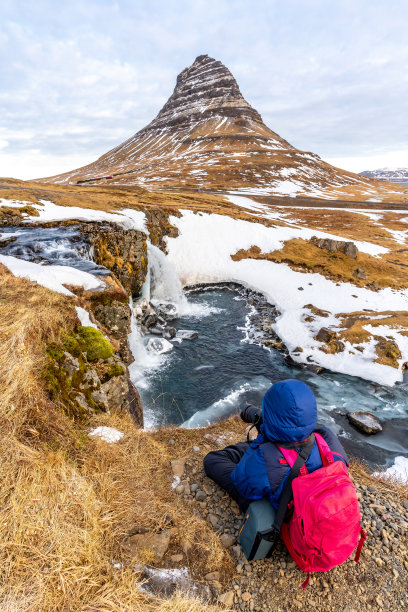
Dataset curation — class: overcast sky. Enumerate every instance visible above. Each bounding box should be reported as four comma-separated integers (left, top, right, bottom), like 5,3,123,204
1,0,407,179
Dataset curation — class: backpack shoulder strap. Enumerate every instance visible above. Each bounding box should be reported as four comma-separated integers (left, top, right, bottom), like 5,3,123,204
314,432,335,465
260,434,315,543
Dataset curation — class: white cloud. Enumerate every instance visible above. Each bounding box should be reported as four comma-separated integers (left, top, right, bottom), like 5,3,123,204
0,150,99,180
325,150,408,173
0,0,407,177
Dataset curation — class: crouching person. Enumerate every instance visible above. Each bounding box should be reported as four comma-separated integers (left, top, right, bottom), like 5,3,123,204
204,379,349,512
203,379,367,577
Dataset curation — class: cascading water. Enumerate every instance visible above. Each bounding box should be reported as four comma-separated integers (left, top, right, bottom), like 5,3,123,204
147,243,187,311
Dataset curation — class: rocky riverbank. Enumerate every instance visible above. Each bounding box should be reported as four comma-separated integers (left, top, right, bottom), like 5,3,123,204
134,422,408,611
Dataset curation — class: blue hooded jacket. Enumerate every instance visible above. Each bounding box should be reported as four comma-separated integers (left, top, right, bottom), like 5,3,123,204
230,379,348,510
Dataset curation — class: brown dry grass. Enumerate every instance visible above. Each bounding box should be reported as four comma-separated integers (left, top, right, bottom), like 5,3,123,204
335,310,408,345
0,265,225,611
308,180,408,204
231,238,408,290
0,177,230,215
350,458,408,500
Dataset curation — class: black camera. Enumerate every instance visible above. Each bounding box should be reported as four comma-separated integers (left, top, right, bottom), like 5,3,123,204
240,403,263,431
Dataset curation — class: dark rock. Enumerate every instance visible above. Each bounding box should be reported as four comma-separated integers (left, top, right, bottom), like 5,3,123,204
0,235,17,248
305,363,324,374
315,327,337,343
142,313,158,329
347,411,383,434
353,267,367,280
93,300,132,363
310,236,358,259
127,381,144,427
284,355,301,367
156,303,179,320
163,326,177,339
176,329,199,340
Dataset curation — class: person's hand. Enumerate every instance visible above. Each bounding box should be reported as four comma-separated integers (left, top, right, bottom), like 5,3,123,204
245,425,258,441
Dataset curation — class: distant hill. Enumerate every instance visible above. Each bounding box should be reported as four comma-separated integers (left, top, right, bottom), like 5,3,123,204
360,168,408,184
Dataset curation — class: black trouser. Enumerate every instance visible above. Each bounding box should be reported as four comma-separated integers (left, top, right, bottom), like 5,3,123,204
203,441,250,512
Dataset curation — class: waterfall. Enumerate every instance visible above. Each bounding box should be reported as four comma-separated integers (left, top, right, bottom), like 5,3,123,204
147,243,188,312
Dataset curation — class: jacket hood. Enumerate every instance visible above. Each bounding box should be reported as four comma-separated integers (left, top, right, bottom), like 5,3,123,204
262,379,317,442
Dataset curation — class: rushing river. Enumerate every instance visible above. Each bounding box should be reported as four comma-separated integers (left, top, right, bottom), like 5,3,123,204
0,226,109,275
134,287,408,469
1,225,407,468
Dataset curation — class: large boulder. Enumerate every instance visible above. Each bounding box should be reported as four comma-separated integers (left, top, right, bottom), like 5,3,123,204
347,411,383,434
156,302,179,320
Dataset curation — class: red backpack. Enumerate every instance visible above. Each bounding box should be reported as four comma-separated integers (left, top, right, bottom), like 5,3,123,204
277,433,366,588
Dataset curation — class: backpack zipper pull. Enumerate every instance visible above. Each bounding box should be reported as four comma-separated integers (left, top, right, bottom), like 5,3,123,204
301,572,311,589
354,529,367,563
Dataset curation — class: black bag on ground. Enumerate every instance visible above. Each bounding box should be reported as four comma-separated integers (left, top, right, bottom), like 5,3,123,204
239,498,277,561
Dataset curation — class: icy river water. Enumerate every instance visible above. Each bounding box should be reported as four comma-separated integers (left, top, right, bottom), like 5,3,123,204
1,225,407,469
133,287,408,469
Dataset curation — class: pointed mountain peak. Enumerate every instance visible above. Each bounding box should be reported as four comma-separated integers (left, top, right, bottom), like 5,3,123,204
44,54,374,199
148,54,263,130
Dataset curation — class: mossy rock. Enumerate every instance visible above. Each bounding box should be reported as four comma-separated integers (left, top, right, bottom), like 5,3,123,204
47,343,65,362
62,332,82,357
78,326,114,361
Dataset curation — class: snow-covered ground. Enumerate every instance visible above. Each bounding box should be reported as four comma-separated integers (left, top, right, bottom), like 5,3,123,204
0,198,146,232
226,195,388,255
373,456,408,484
89,426,124,443
0,254,105,295
166,210,408,386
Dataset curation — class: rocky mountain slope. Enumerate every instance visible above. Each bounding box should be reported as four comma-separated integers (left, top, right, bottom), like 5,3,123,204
42,55,408,203
360,168,408,184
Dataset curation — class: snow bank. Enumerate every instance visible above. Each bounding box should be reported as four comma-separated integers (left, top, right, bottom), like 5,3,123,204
89,426,124,443
166,210,408,386
0,254,105,296
226,198,387,256
21,200,147,232
373,456,408,484
75,306,98,328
